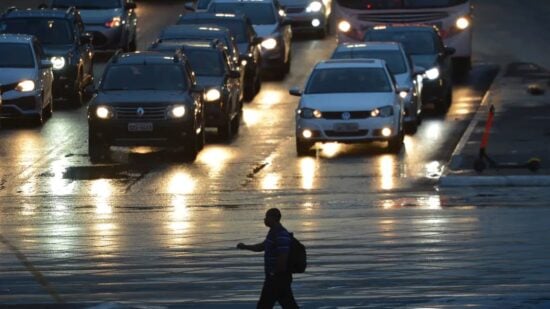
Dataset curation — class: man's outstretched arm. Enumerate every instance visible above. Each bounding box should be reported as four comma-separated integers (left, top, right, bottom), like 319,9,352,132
237,241,265,252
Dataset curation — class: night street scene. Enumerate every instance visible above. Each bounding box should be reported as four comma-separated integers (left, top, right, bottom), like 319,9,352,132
1,0,550,308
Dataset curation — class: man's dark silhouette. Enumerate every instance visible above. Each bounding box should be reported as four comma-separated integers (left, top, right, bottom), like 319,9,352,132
237,208,299,309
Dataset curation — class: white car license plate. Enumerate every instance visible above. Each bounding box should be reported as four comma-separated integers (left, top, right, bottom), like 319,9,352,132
333,123,359,132
128,122,153,132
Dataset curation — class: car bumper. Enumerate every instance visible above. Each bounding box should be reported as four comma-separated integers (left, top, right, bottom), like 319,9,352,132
296,117,399,143
260,47,285,70
52,66,78,98
89,119,195,147
204,100,229,127
421,78,447,105
286,13,327,32
85,25,124,51
0,91,41,119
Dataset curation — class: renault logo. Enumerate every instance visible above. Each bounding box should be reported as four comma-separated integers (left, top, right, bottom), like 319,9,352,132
136,107,145,117
341,112,351,120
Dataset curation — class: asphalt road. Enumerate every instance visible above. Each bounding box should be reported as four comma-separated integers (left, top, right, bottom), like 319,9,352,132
1,0,549,307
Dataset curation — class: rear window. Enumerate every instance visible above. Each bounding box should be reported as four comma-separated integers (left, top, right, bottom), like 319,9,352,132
0,43,35,68
208,3,275,25
185,49,225,76
51,0,122,9
178,18,247,43
332,49,407,74
1,18,73,45
102,64,188,91
306,68,391,94
364,30,437,55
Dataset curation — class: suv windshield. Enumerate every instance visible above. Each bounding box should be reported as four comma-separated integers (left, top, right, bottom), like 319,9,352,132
208,3,276,25
306,68,391,94
336,0,467,10
364,30,436,55
102,64,188,91
185,49,225,76
51,0,121,9
179,19,247,43
332,49,407,74
0,43,35,68
1,19,73,45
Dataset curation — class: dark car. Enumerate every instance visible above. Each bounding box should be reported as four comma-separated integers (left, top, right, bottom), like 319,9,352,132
364,25,455,114
45,0,138,52
279,0,331,37
149,40,242,141
0,7,94,106
87,51,206,163
207,0,292,79
177,13,262,101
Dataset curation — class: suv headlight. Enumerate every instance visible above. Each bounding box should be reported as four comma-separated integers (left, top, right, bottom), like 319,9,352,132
168,105,186,118
370,106,394,118
338,20,351,33
297,108,322,119
425,67,440,80
306,1,323,12
96,105,114,119
261,38,278,50
16,80,35,92
105,16,122,28
205,88,221,102
51,56,66,70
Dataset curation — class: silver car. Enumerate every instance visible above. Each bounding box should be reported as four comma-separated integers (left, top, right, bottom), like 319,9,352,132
0,34,54,125
331,42,424,133
290,59,405,155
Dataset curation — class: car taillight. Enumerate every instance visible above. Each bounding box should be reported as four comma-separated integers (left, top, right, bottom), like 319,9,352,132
105,17,121,28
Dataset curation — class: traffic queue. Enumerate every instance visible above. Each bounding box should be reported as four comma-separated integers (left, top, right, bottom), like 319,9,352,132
0,0,457,162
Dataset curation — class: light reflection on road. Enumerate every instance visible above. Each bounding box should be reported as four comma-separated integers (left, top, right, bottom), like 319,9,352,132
378,155,395,191
299,157,317,190
197,146,234,177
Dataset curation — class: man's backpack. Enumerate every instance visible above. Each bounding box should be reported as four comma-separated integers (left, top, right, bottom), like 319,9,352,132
288,233,307,273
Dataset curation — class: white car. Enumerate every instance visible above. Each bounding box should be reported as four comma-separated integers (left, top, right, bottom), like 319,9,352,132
290,59,405,156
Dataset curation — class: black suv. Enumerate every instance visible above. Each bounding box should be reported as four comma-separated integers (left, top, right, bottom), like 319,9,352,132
149,40,242,141
87,51,206,163
0,7,94,106
177,13,262,102
364,25,455,114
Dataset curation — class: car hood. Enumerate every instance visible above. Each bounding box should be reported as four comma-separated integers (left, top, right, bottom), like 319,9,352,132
42,45,72,57
79,8,123,25
253,24,278,37
93,91,192,105
394,73,413,88
0,68,36,86
196,76,223,88
410,54,437,70
300,93,396,111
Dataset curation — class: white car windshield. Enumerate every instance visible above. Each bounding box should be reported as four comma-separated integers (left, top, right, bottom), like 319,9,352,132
0,43,35,68
332,50,407,75
305,68,392,94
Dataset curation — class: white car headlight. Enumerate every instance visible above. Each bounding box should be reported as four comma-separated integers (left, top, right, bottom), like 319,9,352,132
338,20,351,33
16,80,35,92
105,16,122,28
51,56,66,70
306,1,323,13
205,89,221,102
371,106,394,118
96,106,114,119
455,16,470,30
425,67,440,80
261,38,278,50
169,105,186,118
298,108,322,119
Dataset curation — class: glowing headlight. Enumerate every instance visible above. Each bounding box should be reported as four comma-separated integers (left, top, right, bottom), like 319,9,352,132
16,80,35,92
169,105,186,118
399,91,408,99
205,89,221,102
455,16,470,30
51,56,66,70
302,129,313,139
298,108,322,119
105,16,121,28
338,20,351,33
425,67,440,80
261,38,277,50
381,127,392,137
371,106,394,118
96,106,113,119
241,59,248,66
306,1,323,13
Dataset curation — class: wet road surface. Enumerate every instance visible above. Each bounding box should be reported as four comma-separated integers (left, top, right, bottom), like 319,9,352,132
1,0,549,307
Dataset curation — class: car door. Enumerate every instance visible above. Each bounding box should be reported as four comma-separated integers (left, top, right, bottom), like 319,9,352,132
74,16,93,84
33,39,53,108
275,1,292,60
222,50,240,117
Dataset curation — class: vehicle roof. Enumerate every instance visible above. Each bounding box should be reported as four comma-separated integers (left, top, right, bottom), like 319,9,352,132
335,42,403,52
368,24,438,32
179,12,248,22
210,0,274,5
161,24,231,38
112,52,185,65
315,59,387,69
0,33,34,44
150,40,224,53
2,8,75,19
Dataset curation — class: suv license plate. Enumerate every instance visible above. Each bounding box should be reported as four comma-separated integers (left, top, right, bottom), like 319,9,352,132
128,122,153,132
333,123,359,132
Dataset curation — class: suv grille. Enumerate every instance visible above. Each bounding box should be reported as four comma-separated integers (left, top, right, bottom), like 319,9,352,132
115,106,167,121
323,111,371,120
358,11,449,23
285,7,305,14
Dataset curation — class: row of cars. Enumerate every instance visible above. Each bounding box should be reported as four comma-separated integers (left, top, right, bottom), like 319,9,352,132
291,24,456,155
0,0,138,125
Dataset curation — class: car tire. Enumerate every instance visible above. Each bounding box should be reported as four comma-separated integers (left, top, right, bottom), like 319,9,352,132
71,74,84,107
387,129,404,154
243,73,256,102
284,50,292,74
404,121,418,135
197,125,205,151
231,109,241,135
296,140,314,156
181,135,199,163
254,73,262,95
44,96,53,119
217,116,233,141
89,133,110,164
